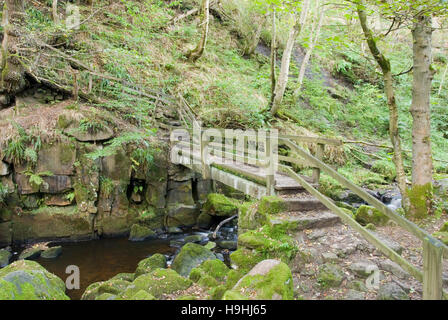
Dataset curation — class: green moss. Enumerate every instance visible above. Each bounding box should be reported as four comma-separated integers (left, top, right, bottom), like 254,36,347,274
225,269,244,290
202,193,239,217
111,273,135,282
129,224,156,241
433,232,448,245
177,295,197,300
371,160,396,182
189,267,203,282
199,259,229,281
407,183,433,219
129,290,156,300
227,262,294,300
258,196,287,215
198,274,219,288
355,205,389,226
132,268,192,298
172,243,216,277
230,249,263,273
222,290,249,300
209,284,227,300
135,254,167,277
82,279,131,300
440,222,448,233
238,201,270,232
317,263,344,289
0,260,69,300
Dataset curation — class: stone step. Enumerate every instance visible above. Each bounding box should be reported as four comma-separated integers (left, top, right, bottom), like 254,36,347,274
271,211,341,231
282,197,328,212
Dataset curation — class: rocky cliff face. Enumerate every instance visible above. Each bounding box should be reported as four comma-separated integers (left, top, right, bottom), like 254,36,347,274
0,98,211,246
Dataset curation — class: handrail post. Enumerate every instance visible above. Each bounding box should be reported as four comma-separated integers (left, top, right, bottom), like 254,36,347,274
423,237,443,300
201,129,211,180
312,143,324,184
266,134,275,196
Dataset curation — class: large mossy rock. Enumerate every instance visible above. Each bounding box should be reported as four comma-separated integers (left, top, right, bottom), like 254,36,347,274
189,259,229,289
128,224,156,241
223,259,293,300
172,243,216,277
230,249,264,274
317,263,344,289
355,205,389,226
135,254,167,278
202,193,239,217
0,260,69,300
129,268,192,298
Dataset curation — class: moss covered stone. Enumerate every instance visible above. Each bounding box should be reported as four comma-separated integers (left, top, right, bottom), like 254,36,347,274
371,160,396,182
230,249,263,274
111,273,135,282
197,212,213,229
135,254,167,278
129,290,156,300
317,263,344,289
210,284,227,300
258,196,287,216
172,243,216,277
132,268,192,298
222,290,249,300
202,193,239,217
440,222,448,233
433,232,448,245
238,202,270,233
224,260,294,300
355,205,389,226
128,224,156,241
41,246,62,259
81,279,131,300
407,183,433,219
189,259,229,290
18,247,42,260
0,260,69,300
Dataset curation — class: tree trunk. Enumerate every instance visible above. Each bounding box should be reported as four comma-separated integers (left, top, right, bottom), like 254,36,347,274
270,0,309,116
187,0,210,62
357,2,410,213
270,9,277,103
293,0,324,98
52,0,59,24
0,0,26,107
409,14,434,218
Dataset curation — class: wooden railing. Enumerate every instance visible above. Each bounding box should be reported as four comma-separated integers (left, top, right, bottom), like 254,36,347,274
173,113,447,299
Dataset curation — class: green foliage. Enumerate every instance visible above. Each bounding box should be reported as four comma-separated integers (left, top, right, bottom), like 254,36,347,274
0,183,8,204
23,170,53,188
4,123,41,165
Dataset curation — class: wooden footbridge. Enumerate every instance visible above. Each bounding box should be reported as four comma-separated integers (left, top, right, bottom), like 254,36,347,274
170,101,448,300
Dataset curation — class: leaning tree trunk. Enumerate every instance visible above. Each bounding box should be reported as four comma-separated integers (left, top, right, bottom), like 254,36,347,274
408,14,434,219
269,8,277,103
357,2,410,212
187,0,210,62
270,0,309,116
0,0,26,107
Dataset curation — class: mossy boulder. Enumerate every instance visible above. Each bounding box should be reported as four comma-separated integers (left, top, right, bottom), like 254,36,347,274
111,273,135,282
189,259,229,289
258,196,287,215
223,260,293,300
439,222,448,233
202,193,239,217
135,254,167,278
131,268,192,298
41,246,62,259
317,263,344,289
0,260,69,300
81,279,131,300
172,243,216,277
229,249,264,274
18,247,42,260
128,224,157,241
0,249,12,268
238,202,270,233
371,160,396,182
129,290,156,300
433,232,448,245
197,212,213,229
355,205,389,226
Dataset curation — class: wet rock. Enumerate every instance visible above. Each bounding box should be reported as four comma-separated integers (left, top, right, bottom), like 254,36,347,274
82,279,131,300
135,254,167,278
203,241,216,250
18,247,42,260
39,175,73,194
44,194,74,207
166,180,195,206
0,260,69,300
216,240,237,250
166,205,199,228
377,282,409,300
345,289,365,300
128,224,156,242
184,234,204,243
172,243,216,277
15,174,40,195
223,259,293,300
167,227,183,234
196,213,213,229
41,246,62,259
36,142,77,175
349,260,378,278
355,205,389,226
0,249,11,267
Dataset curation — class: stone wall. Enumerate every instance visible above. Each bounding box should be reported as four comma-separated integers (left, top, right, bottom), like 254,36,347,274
0,135,212,246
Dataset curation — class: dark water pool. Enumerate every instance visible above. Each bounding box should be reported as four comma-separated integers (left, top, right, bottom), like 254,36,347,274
35,238,176,300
